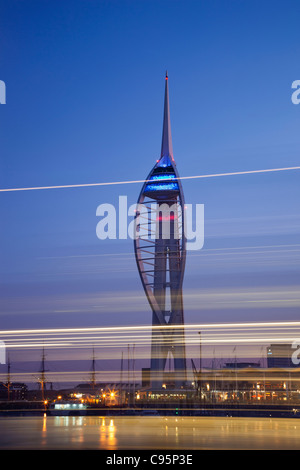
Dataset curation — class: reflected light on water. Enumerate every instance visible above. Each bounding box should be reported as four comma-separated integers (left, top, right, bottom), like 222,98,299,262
99,418,117,449
1,416,300,450
42,414,47,432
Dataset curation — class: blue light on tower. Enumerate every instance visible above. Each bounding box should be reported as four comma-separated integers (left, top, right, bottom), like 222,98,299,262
144,182,179,192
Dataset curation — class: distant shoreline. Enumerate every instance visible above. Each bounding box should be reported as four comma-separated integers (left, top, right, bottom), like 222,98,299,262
0,402,299,419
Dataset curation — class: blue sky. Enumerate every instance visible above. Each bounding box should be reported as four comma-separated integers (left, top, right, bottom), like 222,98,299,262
0,0,299,381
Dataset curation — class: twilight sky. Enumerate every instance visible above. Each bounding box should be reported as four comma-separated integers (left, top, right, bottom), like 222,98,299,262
0,0,299,385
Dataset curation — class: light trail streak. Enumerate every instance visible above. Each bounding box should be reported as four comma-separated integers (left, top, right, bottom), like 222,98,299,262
2,321,300,356
2,325,298,340
0,166,299,192
5,343,73,349
4,337,296,349
0,371,298,385
1,320,300,335
1,326,300,345
4,327,297,344
37,244,300,261
3,330,300,350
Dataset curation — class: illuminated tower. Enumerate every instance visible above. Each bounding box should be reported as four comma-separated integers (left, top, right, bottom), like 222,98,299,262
134,73,187,389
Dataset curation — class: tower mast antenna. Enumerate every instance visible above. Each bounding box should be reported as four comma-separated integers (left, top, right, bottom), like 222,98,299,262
6,353,11,401
39,346,46,402
90,347,96,390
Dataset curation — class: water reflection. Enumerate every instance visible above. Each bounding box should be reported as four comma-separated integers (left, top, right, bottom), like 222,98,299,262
1,416,300,450
42,414,47,432
99,418,117,449
41,413,47,447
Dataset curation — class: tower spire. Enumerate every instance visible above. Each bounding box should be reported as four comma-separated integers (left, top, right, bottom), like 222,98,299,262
160,71,174,162
134,74,187,390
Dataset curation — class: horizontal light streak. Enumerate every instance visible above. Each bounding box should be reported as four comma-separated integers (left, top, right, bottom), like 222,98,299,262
2,369,299,377
196,249,300,257
4,329,299,342
2,322,300,354
2,285,298,317
39,244,300,261
0,166,299,192
4,340,297,350
2,320,300,336
3,334,300,350
5,343,72,349
194,244,300,253
3,328,298,341
1,371,299,386
2,324,299,339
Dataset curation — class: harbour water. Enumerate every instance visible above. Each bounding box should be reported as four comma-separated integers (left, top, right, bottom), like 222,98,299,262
0,415,300,450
